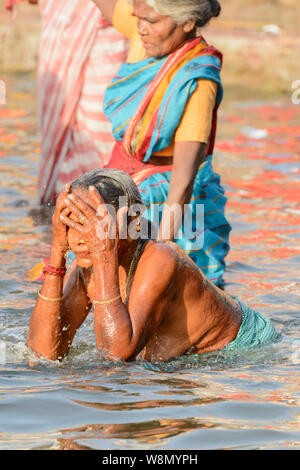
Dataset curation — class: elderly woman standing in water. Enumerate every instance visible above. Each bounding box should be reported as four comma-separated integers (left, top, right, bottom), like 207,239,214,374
90,0,230,287
27,170,279,362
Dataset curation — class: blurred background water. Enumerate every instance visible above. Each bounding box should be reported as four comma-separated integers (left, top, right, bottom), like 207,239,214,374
0,72,299,451
0,0,300,450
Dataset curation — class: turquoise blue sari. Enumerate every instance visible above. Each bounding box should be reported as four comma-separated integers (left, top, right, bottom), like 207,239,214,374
103,38,231,285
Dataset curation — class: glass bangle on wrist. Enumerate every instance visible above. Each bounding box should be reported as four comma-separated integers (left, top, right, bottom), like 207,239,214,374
42,264,66,277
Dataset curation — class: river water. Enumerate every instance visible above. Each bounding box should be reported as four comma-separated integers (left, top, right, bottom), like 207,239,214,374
0,73,299,450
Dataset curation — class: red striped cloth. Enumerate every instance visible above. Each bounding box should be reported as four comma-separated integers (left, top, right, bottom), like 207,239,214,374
37,0,128,203
5,0,24,9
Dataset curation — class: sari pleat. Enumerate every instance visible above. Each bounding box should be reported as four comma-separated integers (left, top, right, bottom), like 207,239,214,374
133,157,231,284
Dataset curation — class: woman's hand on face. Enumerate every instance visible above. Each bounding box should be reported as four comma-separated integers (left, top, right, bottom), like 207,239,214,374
52,184,71,254
61,186,119,258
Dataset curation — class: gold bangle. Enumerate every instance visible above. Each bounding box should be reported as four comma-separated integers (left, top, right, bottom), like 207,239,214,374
94,294,121,306
38,291,64,302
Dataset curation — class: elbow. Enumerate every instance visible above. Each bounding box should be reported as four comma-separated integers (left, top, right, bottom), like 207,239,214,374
104,346,137,362
27,338,63,362
111,352,135,362
95,324,138,361
98,341,137,362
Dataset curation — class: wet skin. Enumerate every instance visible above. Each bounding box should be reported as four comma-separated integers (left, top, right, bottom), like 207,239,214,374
28,186,242,362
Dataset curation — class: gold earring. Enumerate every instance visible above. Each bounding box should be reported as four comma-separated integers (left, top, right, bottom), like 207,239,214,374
136,222,141,233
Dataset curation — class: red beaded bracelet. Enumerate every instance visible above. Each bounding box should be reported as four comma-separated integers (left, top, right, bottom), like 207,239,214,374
42,264,66,277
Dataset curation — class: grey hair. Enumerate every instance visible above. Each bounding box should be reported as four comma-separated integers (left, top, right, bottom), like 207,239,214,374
130,0,221,27
70,168,142,211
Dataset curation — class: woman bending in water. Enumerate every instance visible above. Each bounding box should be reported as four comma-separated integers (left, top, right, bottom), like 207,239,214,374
93,0,230,287
28,169,279,362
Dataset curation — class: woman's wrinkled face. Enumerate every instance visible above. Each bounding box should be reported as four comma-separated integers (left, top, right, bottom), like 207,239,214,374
133,0,195,58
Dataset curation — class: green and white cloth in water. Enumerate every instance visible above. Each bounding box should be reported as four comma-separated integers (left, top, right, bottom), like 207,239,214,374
223,298,281,352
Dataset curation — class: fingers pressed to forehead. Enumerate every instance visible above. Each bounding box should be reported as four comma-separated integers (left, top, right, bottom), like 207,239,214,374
60,206,71,217
64,198,84,219
60,214,85,232
67,194,96,218
88,186,105,208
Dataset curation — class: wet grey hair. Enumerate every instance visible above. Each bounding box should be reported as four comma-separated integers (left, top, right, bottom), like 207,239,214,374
130,0,221,27
70,168,142,213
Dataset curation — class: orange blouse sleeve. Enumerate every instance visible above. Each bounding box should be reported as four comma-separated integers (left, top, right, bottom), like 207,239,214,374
113,0,145,62
174,79,218,144
113,0,137,39
153,79,218,156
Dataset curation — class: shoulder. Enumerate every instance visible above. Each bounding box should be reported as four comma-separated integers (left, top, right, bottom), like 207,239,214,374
174,79,218,144
188,79,217,106
138,241,179,286
144,240,178,267
128,241,179,307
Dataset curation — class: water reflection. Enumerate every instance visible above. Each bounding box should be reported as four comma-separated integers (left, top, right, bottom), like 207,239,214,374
0,74,299,449
57,418,216,450
71,396,224,412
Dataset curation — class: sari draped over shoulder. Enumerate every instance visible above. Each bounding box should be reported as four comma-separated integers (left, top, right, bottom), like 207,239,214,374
104,38,231,286
104,37,223,162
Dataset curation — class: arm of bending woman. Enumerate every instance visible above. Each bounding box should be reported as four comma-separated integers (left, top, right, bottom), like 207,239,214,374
158,141,207,241
91,0,118,24
158,79,217,241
